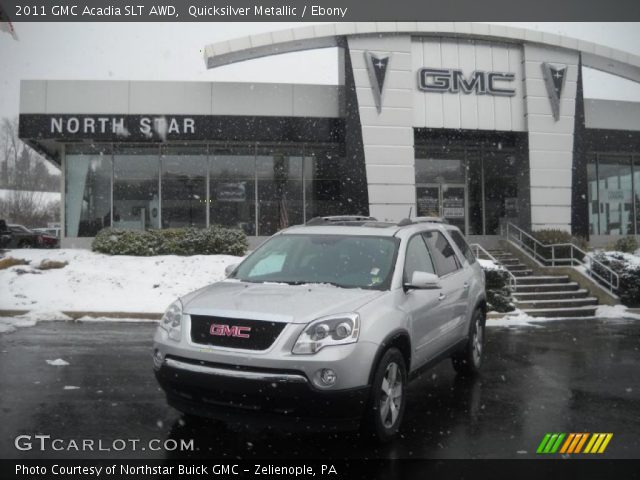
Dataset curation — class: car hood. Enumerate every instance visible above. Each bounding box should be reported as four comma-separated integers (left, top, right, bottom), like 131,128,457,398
181,280,385,324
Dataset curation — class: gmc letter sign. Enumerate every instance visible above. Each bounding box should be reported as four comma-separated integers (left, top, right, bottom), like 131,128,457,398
418,68,516,96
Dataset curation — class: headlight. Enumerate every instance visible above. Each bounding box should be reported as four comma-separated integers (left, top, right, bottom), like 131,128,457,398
292,313,360,355
159,299,183,342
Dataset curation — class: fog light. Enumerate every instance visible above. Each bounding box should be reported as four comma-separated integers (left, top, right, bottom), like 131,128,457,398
152,349,164,370
319,368,337,386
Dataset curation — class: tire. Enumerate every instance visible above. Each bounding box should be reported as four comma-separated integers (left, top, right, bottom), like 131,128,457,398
452,308,485,376
362,347,407,442
18,240,32,249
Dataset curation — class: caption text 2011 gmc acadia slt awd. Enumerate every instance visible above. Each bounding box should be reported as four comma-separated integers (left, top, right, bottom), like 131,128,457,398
153,216,486,441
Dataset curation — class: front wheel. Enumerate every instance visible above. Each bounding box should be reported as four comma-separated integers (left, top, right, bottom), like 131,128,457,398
362,347,407,442
452,308,485,376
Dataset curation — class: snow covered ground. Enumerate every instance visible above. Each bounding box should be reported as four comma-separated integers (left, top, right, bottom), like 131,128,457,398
0,249,242,314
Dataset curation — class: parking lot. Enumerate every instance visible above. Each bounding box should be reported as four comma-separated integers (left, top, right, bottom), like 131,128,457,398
0,318,639,459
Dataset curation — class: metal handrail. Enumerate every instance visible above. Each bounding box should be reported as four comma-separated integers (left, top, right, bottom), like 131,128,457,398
470,243,517,290
504,223,619,293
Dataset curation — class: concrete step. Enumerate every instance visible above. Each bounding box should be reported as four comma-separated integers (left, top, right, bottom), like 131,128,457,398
505,264,529,271
515,275,571,285
513,289,590,301
498,258,521,265
515,297,598,310
511,269,534,277
520,305,598,318
515,282,580,293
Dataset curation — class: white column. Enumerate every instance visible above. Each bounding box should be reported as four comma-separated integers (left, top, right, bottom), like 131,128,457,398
523,44,579,232
347,35,415,222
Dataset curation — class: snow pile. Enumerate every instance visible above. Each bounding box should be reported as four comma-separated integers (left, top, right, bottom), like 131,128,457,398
0,249,242,313
478,258,504,270
595,304,640,320
487,310,542,328
46,358,70,366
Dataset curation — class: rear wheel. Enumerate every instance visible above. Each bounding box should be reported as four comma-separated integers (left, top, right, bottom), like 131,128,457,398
452,308,485,376
362,347,407,442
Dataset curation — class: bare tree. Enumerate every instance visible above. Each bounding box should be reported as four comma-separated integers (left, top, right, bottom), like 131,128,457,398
0,189,60,227
0,117,61,226
0,117,61,191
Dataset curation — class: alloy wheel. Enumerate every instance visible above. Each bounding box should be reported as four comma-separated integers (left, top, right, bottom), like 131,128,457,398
379,362,403,428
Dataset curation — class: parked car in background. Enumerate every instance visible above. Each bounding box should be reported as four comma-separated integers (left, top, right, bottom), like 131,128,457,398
7,224,43,248
0,220,12,249
33,227,61,238
33,228,61,248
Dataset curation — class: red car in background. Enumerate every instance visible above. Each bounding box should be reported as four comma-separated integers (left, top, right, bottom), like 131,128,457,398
7,224,58,249
33,228,60,248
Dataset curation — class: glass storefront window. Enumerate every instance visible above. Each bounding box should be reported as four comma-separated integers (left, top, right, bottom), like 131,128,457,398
65,146,112,237
63,142,349,238
589,154,635,235
161,147,207,228
482,153,519,235
209,147,256,236
415,145,524,235
256,147,304,236
304,148,345,220
113,147,160,231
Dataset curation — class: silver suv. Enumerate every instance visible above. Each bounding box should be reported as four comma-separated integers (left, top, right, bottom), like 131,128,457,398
153,217,486,441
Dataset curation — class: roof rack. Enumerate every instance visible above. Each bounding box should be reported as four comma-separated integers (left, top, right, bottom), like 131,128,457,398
397,216,448,226
306,215,378,226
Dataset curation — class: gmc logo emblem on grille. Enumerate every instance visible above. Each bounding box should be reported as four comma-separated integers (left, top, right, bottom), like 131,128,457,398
209,324,251,338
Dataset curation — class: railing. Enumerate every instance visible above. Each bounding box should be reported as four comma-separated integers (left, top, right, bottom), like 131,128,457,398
504,223,619,293
470,243,518,290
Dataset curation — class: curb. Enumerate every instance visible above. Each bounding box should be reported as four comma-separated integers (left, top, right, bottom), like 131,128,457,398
0,310,161,320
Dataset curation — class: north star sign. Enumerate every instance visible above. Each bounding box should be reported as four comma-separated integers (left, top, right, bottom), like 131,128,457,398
418,68,516,96
50,116,196,136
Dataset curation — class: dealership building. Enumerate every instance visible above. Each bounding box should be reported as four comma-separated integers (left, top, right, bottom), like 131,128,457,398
18,23,640,248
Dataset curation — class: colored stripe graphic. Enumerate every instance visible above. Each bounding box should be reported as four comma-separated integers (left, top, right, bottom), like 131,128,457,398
537,433,613,454
574,433,589,453
537,433,552,454
598,434,613,453
559,433,575,454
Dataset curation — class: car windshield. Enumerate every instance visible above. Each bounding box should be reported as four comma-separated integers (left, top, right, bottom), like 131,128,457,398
230,234,399,290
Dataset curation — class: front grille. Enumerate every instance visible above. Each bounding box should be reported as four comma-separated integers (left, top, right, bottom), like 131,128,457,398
189,315,286,351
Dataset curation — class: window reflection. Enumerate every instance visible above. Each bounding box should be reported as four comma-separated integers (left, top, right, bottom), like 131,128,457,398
65,146,112,237
64,142,353,238
588,154,635,235
113,147,160,231
257,147,304,236
209,147,256,236
162,147,207,228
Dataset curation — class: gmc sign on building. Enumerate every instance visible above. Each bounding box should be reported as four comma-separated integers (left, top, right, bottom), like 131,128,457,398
418,68,516,96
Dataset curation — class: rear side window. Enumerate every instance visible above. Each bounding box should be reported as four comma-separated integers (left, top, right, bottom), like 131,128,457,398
448,229,476,264
403,235,436,283
423,231,461,277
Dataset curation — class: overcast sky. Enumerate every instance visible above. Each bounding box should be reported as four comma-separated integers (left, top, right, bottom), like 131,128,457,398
1,22,640,120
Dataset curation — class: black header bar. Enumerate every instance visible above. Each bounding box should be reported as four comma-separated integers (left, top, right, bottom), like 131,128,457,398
2,0,640,21
19,114,345,144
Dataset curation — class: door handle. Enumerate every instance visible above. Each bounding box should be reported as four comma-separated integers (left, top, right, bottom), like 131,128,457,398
463,282,470,290
438,293,446,301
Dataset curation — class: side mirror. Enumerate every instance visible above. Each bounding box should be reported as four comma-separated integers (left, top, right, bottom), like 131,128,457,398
224,263,239,277
405,271,441,290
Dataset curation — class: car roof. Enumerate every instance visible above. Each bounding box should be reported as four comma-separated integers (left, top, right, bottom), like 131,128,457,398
280,218,458,238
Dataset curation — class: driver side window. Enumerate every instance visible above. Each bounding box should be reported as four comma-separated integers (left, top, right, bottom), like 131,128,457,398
403,235,436,284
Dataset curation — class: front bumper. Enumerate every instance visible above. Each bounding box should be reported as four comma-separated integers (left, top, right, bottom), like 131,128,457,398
155,355,369,431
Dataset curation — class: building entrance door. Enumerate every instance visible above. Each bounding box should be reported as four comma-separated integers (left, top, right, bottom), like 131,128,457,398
416,183,467,233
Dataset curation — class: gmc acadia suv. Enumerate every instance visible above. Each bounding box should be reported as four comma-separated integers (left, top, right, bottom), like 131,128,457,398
153,216,486,441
